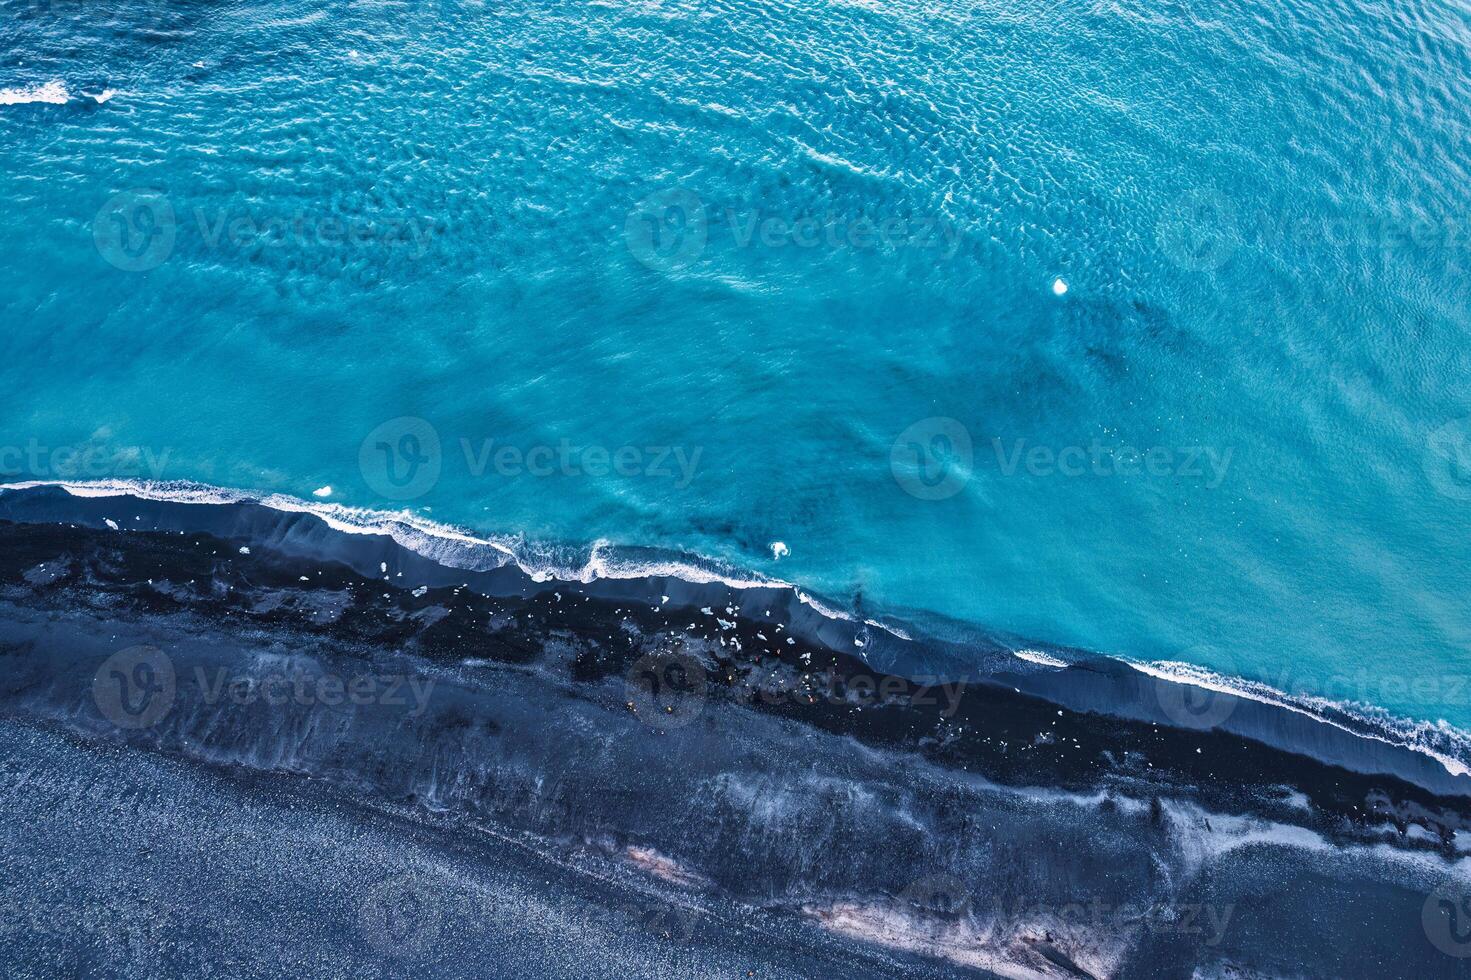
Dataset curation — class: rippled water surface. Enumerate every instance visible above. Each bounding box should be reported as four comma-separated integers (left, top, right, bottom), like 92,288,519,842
2,0,1470,729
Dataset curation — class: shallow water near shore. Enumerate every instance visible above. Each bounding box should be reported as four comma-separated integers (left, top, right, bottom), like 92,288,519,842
3,0,1471,742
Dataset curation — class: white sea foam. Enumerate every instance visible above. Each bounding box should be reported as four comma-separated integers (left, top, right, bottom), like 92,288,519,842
1012,648,1069,668
0,81,69,106
0,479,905,635
1130,658,1471,780
4,476,1469,781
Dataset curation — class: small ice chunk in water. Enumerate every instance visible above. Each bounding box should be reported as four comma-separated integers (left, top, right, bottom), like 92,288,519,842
770,541,789,559
312,486,332,498
1052,277,1068,296
239,546,250,555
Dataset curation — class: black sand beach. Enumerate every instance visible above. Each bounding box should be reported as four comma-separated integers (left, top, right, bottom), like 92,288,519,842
0,484,1468,977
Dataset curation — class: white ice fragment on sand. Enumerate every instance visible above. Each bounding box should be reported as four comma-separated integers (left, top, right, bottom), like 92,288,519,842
379,562,387,574
104,518,119,530
1052,277,1068,296
660,595,669,604
238,546,250,555
312,486,332,498
700,606,713,615
412,586,428,598
770,541,789,559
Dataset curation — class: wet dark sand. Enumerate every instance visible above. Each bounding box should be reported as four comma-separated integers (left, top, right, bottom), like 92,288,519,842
0,484,1468,977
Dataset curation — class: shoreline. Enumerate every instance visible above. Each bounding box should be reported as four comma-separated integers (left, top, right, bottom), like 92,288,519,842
3,484,1470,973
2,491,1471,971
2,478,1469,798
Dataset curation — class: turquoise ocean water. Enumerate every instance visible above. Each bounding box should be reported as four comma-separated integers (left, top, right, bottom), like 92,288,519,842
3,0,1470,736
